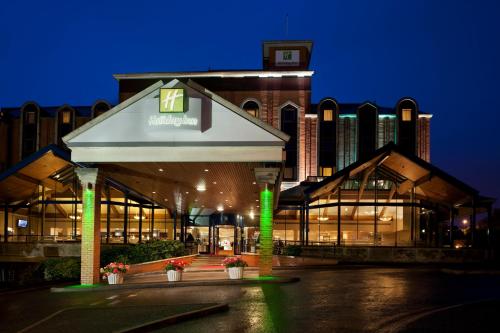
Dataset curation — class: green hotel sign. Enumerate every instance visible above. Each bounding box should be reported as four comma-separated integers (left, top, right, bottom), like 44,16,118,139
159,88,187,113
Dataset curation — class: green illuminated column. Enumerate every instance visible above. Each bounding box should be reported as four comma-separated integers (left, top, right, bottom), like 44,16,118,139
76,168,102,285
260,184,273,276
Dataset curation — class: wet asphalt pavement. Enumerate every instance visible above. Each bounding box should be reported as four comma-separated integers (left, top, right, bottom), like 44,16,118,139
1,267,500,333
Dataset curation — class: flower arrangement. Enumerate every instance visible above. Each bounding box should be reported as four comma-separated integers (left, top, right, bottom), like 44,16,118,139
164,259,187,272
222,257,248,268
100,262,129,277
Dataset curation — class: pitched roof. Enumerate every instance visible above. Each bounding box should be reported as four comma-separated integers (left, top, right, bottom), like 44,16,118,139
63,79,290,144
304,142,481,206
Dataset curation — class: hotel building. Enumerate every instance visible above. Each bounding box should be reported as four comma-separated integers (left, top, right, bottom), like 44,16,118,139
0,41,493,278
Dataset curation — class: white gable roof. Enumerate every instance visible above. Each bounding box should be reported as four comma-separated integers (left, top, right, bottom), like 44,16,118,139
64,80,288,163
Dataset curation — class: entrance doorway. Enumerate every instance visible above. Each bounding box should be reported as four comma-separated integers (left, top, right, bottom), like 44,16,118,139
186,225,242,255
216,225,235,256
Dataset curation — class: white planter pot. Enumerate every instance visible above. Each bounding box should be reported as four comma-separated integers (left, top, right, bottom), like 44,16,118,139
107,273,123,285
167,270,182,282
228,267,244,280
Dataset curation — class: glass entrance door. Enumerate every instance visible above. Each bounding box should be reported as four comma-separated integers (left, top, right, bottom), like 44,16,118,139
216,225,235,256
193,226,210,254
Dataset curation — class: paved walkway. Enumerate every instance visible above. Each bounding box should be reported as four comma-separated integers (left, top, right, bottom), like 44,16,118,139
184,255,226,272
125,269,260,284
125,254,339,284
125,255,253,284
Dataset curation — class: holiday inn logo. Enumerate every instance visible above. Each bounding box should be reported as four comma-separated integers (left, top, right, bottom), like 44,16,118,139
282,50,292,61
159,88,187,113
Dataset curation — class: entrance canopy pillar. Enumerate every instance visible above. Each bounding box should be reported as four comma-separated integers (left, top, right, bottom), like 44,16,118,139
75,168,102,285
255,168,280,277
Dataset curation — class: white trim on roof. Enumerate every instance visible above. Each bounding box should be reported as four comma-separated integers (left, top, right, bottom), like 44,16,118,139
113,70,314,80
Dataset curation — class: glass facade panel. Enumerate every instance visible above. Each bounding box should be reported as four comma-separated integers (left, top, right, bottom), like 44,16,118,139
337,116,357,171
378,116,396,148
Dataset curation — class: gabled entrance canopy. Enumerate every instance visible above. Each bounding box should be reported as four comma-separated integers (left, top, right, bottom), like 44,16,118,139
62,79,288,282
63,79,289,214
64,79,289,163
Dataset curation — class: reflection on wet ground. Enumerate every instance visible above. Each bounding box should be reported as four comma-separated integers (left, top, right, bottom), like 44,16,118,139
2,267,500,333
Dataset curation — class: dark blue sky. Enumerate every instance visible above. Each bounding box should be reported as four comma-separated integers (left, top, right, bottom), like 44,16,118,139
1,0,499,205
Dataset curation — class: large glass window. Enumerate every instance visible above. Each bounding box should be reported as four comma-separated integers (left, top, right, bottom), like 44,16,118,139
337,116,357,171
378,116,396,148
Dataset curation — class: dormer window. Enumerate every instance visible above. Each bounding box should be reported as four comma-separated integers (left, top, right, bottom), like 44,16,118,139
242,100,260,118
61,110,71,124
25,111,36,124
21,103,40,158
57,107,75,146
402,108,412,122
323,109,333,121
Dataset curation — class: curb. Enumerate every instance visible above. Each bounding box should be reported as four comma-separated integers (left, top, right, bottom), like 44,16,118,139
114,303,229,333
441,268,500,275
51,276,300,293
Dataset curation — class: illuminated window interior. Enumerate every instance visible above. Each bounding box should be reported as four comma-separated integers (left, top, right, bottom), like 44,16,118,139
320,167,333,177
62,111,71,124
323,109,333,121
402,108,412,122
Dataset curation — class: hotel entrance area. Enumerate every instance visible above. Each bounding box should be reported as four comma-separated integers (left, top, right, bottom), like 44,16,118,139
186,215,243,256
56,78,286,283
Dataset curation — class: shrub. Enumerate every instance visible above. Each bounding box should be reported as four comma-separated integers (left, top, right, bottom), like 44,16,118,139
43,257,80,281
100,240,186,265
8,263,45,286
283,245,302,257
100,245,133,266
128,240,185,264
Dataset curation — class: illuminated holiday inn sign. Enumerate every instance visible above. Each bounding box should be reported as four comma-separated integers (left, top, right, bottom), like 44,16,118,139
159,88,188,113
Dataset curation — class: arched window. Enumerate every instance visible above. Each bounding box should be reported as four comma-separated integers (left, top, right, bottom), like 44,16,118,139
318,99,338,176
357,103,378,161
21,102,40,158
396,98,418,155
92,100,111,118
242,100,260,118
281,104,298,180
57,106,75,146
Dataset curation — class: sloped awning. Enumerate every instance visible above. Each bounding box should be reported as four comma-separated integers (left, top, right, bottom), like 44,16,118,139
0,145,73,203
305,142,481,207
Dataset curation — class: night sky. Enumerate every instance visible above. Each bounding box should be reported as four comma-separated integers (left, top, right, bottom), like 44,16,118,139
1,0,499,206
